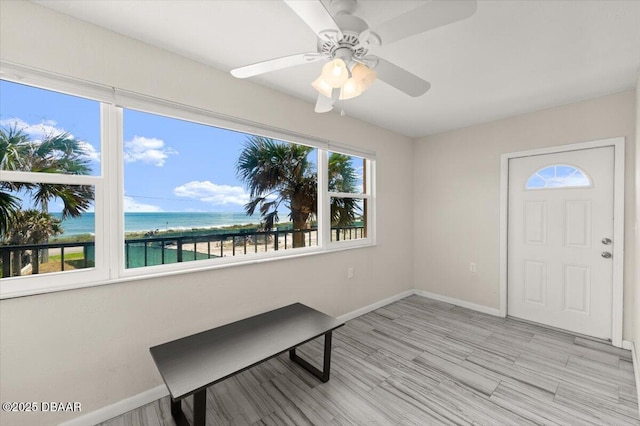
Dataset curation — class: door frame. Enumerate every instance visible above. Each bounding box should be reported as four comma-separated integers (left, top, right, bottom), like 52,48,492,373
499,137,625,347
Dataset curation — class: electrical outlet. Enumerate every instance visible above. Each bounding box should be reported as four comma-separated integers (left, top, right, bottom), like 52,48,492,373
347,267,354,279
470,262,477,273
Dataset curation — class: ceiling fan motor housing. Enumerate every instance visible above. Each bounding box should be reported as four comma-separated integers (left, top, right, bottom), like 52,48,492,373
317,14,370,63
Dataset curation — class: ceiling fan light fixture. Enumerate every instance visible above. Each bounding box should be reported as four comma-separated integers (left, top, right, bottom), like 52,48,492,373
311,75,333,97
339,77,361,100
352,63,377,92
321,58,349,88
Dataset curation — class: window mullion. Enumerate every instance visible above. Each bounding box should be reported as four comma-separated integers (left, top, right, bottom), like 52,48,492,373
366,159,376,244
105,104,123,279
83,103,110,281
318,149,329,249
0,170,100,185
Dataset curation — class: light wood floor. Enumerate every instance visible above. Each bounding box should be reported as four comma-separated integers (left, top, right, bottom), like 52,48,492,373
100,295,639,425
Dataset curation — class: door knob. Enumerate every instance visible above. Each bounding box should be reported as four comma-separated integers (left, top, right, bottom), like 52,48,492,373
601,252,612,258
602,238,612,245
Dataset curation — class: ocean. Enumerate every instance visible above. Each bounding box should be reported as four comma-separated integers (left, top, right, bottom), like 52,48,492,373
52,212,261,236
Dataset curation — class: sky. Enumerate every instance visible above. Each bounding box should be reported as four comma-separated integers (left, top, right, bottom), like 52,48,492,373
1,80,364,216
121,107,272,213
0,80,307,214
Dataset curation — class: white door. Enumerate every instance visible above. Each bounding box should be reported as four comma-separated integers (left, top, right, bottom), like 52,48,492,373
508,147,614,339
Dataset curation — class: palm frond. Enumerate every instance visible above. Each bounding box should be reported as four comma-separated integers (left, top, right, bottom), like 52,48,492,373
0,126,30,171
0,191,21,237
328,152,358,193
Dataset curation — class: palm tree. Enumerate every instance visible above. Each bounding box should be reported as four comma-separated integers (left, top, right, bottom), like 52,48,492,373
31,183,94,219
0,191,20,236
1,209,63,276
22,131,95,218
0,126,30,235
25,131,92,175
236,137,362,248
328,153,361,227
2,209,63,245
0,126,95,265
237,137,317,248
0,125,30,170
0,126,95,223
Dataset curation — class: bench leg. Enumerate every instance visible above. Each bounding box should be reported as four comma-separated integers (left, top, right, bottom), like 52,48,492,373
289,331,333,383
170,398,189,426
171,398,182,417
170,390,206,426
193,389,207,426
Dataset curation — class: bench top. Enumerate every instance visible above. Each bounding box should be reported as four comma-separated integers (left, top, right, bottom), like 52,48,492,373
149,303,344,399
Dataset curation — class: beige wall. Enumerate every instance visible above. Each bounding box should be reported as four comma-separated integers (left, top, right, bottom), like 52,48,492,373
0,2,414,425
635,71,640,371
413,90,637,339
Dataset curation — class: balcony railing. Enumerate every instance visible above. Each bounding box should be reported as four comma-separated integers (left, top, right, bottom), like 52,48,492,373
0,241,95,278
0,226,364,277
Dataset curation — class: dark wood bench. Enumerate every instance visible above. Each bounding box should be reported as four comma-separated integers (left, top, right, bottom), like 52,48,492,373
149,303,344,426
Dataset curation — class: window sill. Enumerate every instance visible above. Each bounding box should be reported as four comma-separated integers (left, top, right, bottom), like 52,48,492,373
0,240,375,300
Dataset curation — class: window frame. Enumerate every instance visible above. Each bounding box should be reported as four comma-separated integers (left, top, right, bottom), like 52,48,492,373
0,62,376,299
0,92,111,296
525,164,593,190
325,151,375,249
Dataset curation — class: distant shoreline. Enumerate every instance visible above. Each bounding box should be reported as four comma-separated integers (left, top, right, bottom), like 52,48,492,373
50,221,293,243
51,211,266,240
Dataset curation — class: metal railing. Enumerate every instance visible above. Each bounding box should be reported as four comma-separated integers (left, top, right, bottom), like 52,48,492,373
0,241,95,278
123,228,320,269
332,226,366,241
0,226,365,276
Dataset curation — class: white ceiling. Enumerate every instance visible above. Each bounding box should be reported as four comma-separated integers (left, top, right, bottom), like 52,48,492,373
32,0,640,138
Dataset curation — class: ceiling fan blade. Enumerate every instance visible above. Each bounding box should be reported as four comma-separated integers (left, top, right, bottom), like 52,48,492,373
283,0,343,41
370,0,477,46
367,56,431,97
231,53,323,78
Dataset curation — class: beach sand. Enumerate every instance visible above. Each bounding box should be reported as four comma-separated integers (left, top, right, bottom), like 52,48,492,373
165,231,320,258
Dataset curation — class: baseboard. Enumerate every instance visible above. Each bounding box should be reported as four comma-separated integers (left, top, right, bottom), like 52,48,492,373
57,289,503,425
414,289,502,317
622,340,640,418
57,384,168,426
336,289,415,322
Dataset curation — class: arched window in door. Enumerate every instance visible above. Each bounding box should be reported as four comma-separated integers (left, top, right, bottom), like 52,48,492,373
525,164,591,190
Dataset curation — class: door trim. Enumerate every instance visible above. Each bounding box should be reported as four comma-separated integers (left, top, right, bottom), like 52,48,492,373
499,137,625,347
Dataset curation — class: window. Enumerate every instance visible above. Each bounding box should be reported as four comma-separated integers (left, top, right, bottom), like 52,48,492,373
122,108,320,270
328,152,370,242
0,80,105,290
525,165,591,190
0,68,375,297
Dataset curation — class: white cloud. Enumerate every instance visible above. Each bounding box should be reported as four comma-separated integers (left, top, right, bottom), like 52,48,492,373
78,141,100,162
1,117,101,162
123,196,163,212
124,136,177,167
2,117,68,140
174,181,249,206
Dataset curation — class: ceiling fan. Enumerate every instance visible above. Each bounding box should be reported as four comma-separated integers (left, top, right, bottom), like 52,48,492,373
231,0,477,113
